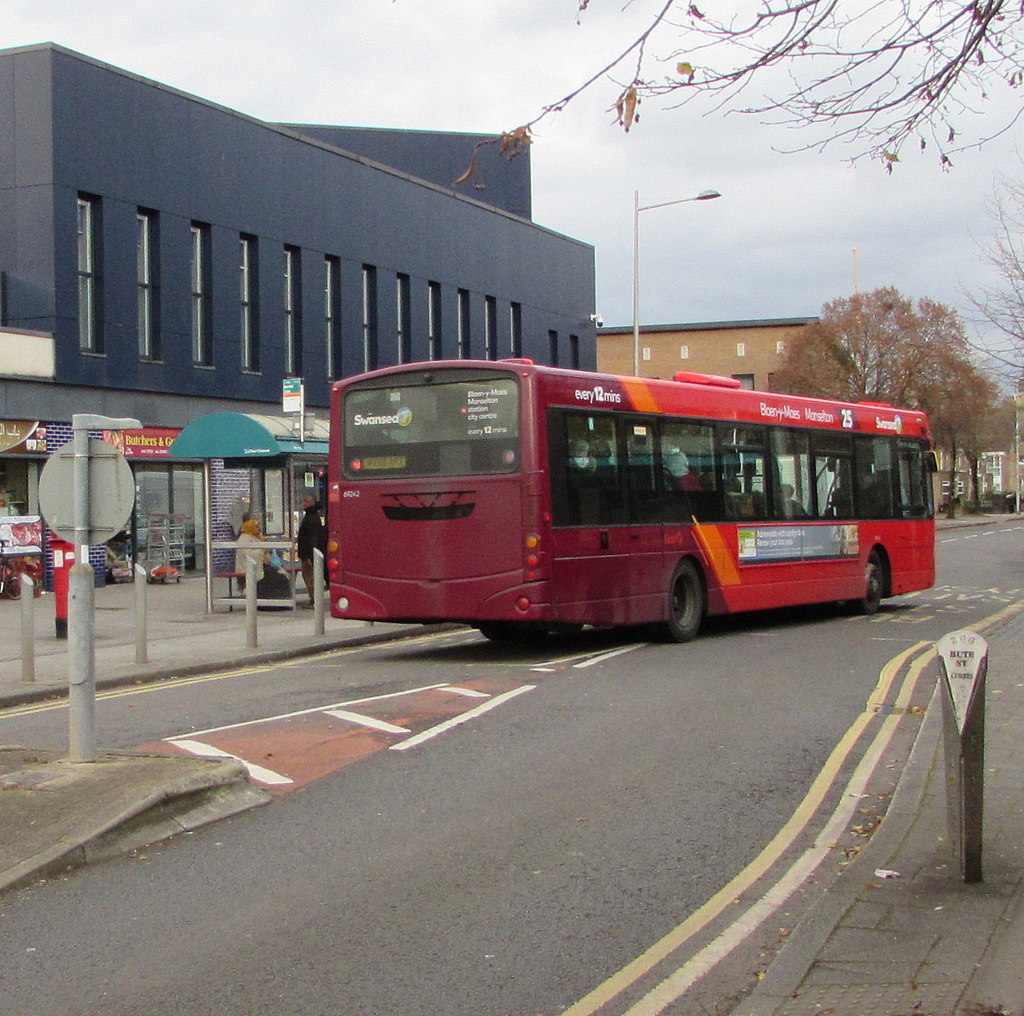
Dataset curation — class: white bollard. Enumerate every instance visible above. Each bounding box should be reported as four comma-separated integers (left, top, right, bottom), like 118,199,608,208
20,574,35,683
134,563,148,664
245,556,258,648
313,549,325,635
68,563,97,763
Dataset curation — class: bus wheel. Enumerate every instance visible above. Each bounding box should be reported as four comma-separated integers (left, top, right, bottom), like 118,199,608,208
856,551,884,615
662,559,705,643
477,622,547,644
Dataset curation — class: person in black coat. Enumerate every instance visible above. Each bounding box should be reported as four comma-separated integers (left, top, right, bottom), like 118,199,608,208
297,494,326,600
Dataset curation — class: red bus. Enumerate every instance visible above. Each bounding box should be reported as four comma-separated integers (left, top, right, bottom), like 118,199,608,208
327,360,935,641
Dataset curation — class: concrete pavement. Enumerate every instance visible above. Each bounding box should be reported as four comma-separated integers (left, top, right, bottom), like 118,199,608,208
1,517,1023,1015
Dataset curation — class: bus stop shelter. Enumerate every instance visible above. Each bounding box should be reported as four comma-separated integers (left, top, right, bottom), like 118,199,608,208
169,411,329,612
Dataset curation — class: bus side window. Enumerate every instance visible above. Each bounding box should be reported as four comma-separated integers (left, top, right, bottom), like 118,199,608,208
769,429,812,520
896,439,933,518
855,436,895,518
555,412,626,527
626,422,663,524
661,420,719,522
813,434,854,519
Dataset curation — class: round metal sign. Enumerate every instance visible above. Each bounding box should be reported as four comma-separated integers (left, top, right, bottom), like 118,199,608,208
39,439,136,545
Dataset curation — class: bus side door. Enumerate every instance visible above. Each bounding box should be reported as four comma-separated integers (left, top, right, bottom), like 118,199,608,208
549,412,633,623
623,418,667,622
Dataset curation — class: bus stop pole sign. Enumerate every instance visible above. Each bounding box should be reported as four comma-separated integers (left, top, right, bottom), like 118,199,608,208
936,629,988,883
38,414,141,764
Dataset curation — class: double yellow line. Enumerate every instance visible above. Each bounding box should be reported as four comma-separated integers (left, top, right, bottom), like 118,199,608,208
566,598,1024,1016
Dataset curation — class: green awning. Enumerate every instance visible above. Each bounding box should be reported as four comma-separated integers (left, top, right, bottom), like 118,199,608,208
169,412,329,462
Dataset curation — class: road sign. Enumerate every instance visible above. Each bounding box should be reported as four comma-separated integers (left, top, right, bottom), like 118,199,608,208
38,438,136,545
282,377,304,414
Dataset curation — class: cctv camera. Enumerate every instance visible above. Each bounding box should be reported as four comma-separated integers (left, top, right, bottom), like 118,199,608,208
590,313,604,327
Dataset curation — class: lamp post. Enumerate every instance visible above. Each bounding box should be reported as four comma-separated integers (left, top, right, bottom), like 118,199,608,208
1015,391,1023,513
632,188,721,377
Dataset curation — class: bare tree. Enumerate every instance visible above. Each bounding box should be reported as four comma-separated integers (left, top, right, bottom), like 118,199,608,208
466,1,1024,178
971,172,1024,383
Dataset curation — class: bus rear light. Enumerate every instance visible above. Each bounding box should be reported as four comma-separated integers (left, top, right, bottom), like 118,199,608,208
327,539,340,553
525,534,540,549
526,553,539,568
327,556,340,573
516,596,531,612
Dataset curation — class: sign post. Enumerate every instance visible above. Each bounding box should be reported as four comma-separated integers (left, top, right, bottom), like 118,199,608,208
38,414,140,763
936,629,988,883
283,377,305,444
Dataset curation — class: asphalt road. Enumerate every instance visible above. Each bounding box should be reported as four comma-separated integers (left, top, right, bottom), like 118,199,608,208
1,520,1021,1016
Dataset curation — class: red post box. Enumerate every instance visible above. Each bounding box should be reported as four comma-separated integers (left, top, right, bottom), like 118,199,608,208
50,535,76,639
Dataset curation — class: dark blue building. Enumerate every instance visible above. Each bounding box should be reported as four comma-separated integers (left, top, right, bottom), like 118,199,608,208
0,43,595,575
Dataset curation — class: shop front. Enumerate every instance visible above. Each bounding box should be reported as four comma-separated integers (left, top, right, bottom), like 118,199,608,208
0,420,47,593
99,427,205,579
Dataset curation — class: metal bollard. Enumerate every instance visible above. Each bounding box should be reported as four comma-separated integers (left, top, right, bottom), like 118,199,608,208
20,574,35,683
937,629,987,883
134,563,148,664
68,562,97,763
313,549,325,635
245,556,258,648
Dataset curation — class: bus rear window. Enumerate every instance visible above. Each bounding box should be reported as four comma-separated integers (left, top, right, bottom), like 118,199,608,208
343,376,520,478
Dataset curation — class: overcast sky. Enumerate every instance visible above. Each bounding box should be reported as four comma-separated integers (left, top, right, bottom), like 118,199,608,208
8,0,1022,352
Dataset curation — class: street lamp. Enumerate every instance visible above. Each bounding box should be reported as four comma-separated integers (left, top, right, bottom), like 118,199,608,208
1015,390,1024,513
632,188,721,377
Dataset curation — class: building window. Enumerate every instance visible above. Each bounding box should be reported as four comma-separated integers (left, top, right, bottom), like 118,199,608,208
240,235,259,372
457,288,471,358
397,273,411,363
325,255,341,378
284,245,302,377
569,334,580,369
510,302,522,357
733,373,755,389
191,222,212,366
77,195,101,353
736,342,746,357
679,345,690,359
776,341,786,354
642,346,651,362
484,296,498,359
549,329,559,366
428,281,442,360
137,209,159,360
362,264,378,371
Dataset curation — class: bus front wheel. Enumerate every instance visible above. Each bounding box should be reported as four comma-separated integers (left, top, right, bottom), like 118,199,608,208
662,559,705,643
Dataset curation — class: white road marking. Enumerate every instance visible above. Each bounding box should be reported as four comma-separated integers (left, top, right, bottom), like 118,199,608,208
390,685,535,751
573,645,643,669
532,642,645,672
168,738,294,786
178,682,453,739
323,709,411,734
441,686,492,698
